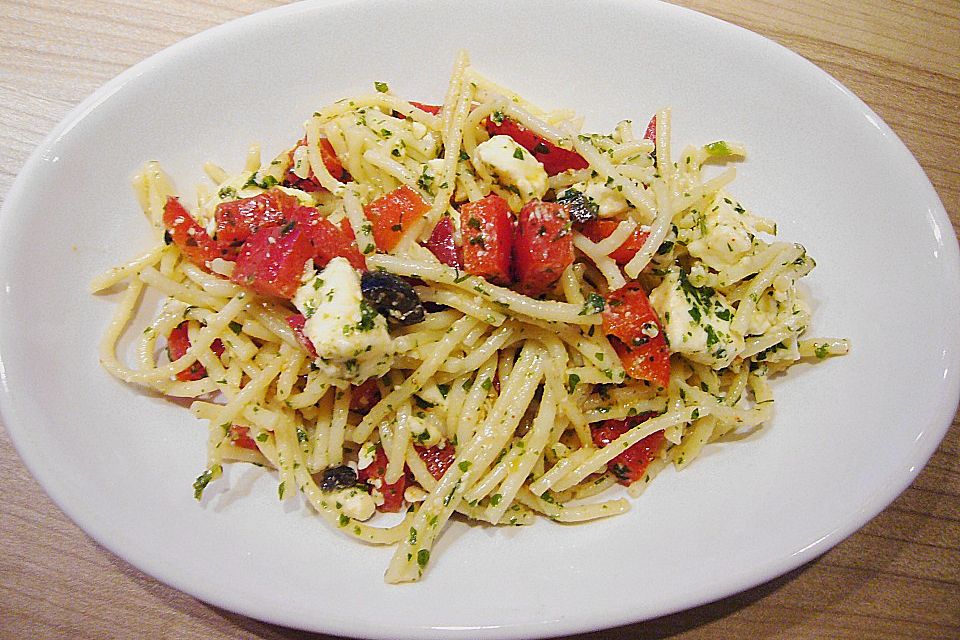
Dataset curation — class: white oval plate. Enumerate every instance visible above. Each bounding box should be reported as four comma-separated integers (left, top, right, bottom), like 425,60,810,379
1,1,957,638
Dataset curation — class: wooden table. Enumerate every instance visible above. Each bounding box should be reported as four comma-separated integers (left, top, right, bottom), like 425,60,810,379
1,1,957,638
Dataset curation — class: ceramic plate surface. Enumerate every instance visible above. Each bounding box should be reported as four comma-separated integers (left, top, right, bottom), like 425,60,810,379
1,1,958,638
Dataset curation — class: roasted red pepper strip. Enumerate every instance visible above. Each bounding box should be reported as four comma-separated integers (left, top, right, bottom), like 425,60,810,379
460,194,513,284
513,200,574,296
364,185,430,252
163,197,228,268
357,445,406,512
424,216,462,268
282,136,349,190
591,416,664,486
214,189,299,255
229,425,260,451
167,321,224,382
231,223,314,299
414,443,457,481
409,101,441,115
602,282,670,387
580,219,650,265
349,378,381,415
485,116,588,176
285,314,317,358
292,207,366,270
644,115,657,144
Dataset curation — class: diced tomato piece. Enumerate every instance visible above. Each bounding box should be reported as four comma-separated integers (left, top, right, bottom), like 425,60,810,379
603,282,670,387
228,425,260,451
414,443,456,481
283,137,349,191
357,445,406,512
285,314,317,357
163,197,228,268
214,190,300,255
460,194,513,285
513,200,574,296
166,321,224,382
424,216,462,268
409,101,441,115
364,185,430,252
591,417,665,486
485,117,588,176
231,223,314,299
291,207,366,270
349,378,381,415
580,219,650,265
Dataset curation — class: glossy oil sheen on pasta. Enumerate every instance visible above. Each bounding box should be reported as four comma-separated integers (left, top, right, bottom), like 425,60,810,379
92,51,848,583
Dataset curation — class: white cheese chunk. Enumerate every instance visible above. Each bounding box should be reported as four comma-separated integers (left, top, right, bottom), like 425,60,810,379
649,269,742,369
475,135,548,202
685,192,763,271
746,286,812,338
293,257,394,383
332,487,376,521
580,181,629,217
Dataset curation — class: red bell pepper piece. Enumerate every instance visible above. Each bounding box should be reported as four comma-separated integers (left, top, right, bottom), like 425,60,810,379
231,223,314,299
357,445,406,512
291,207,366,271
591,416,664,486
167,321,224,382
364,185,430,252
459,194,513,285
214,189,299,255
228,425,260,451
580,219,650,265
644,115,657,144
285,314,317,358
349,378,381,415
409,101,441,115
282,136,349,191
163,197,228,268
424,216,462,268
414,443,457,481
602,282,670,387
485,116,588,176
513,200,574,296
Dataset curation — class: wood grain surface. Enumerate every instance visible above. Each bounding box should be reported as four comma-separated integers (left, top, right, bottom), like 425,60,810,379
1,1,957,638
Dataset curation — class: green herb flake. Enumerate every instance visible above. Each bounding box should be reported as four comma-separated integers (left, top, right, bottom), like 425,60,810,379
416,548,430,569
374,81,389,93
579,292,605,316
566,373,580,394
192,464,221,500
704,140,732,157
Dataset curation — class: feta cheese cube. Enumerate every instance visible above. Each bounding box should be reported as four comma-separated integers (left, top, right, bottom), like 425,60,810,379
685,192,764,271
293,257,395,383
580,181,629,217
475,135,548,202
649,269,742,369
